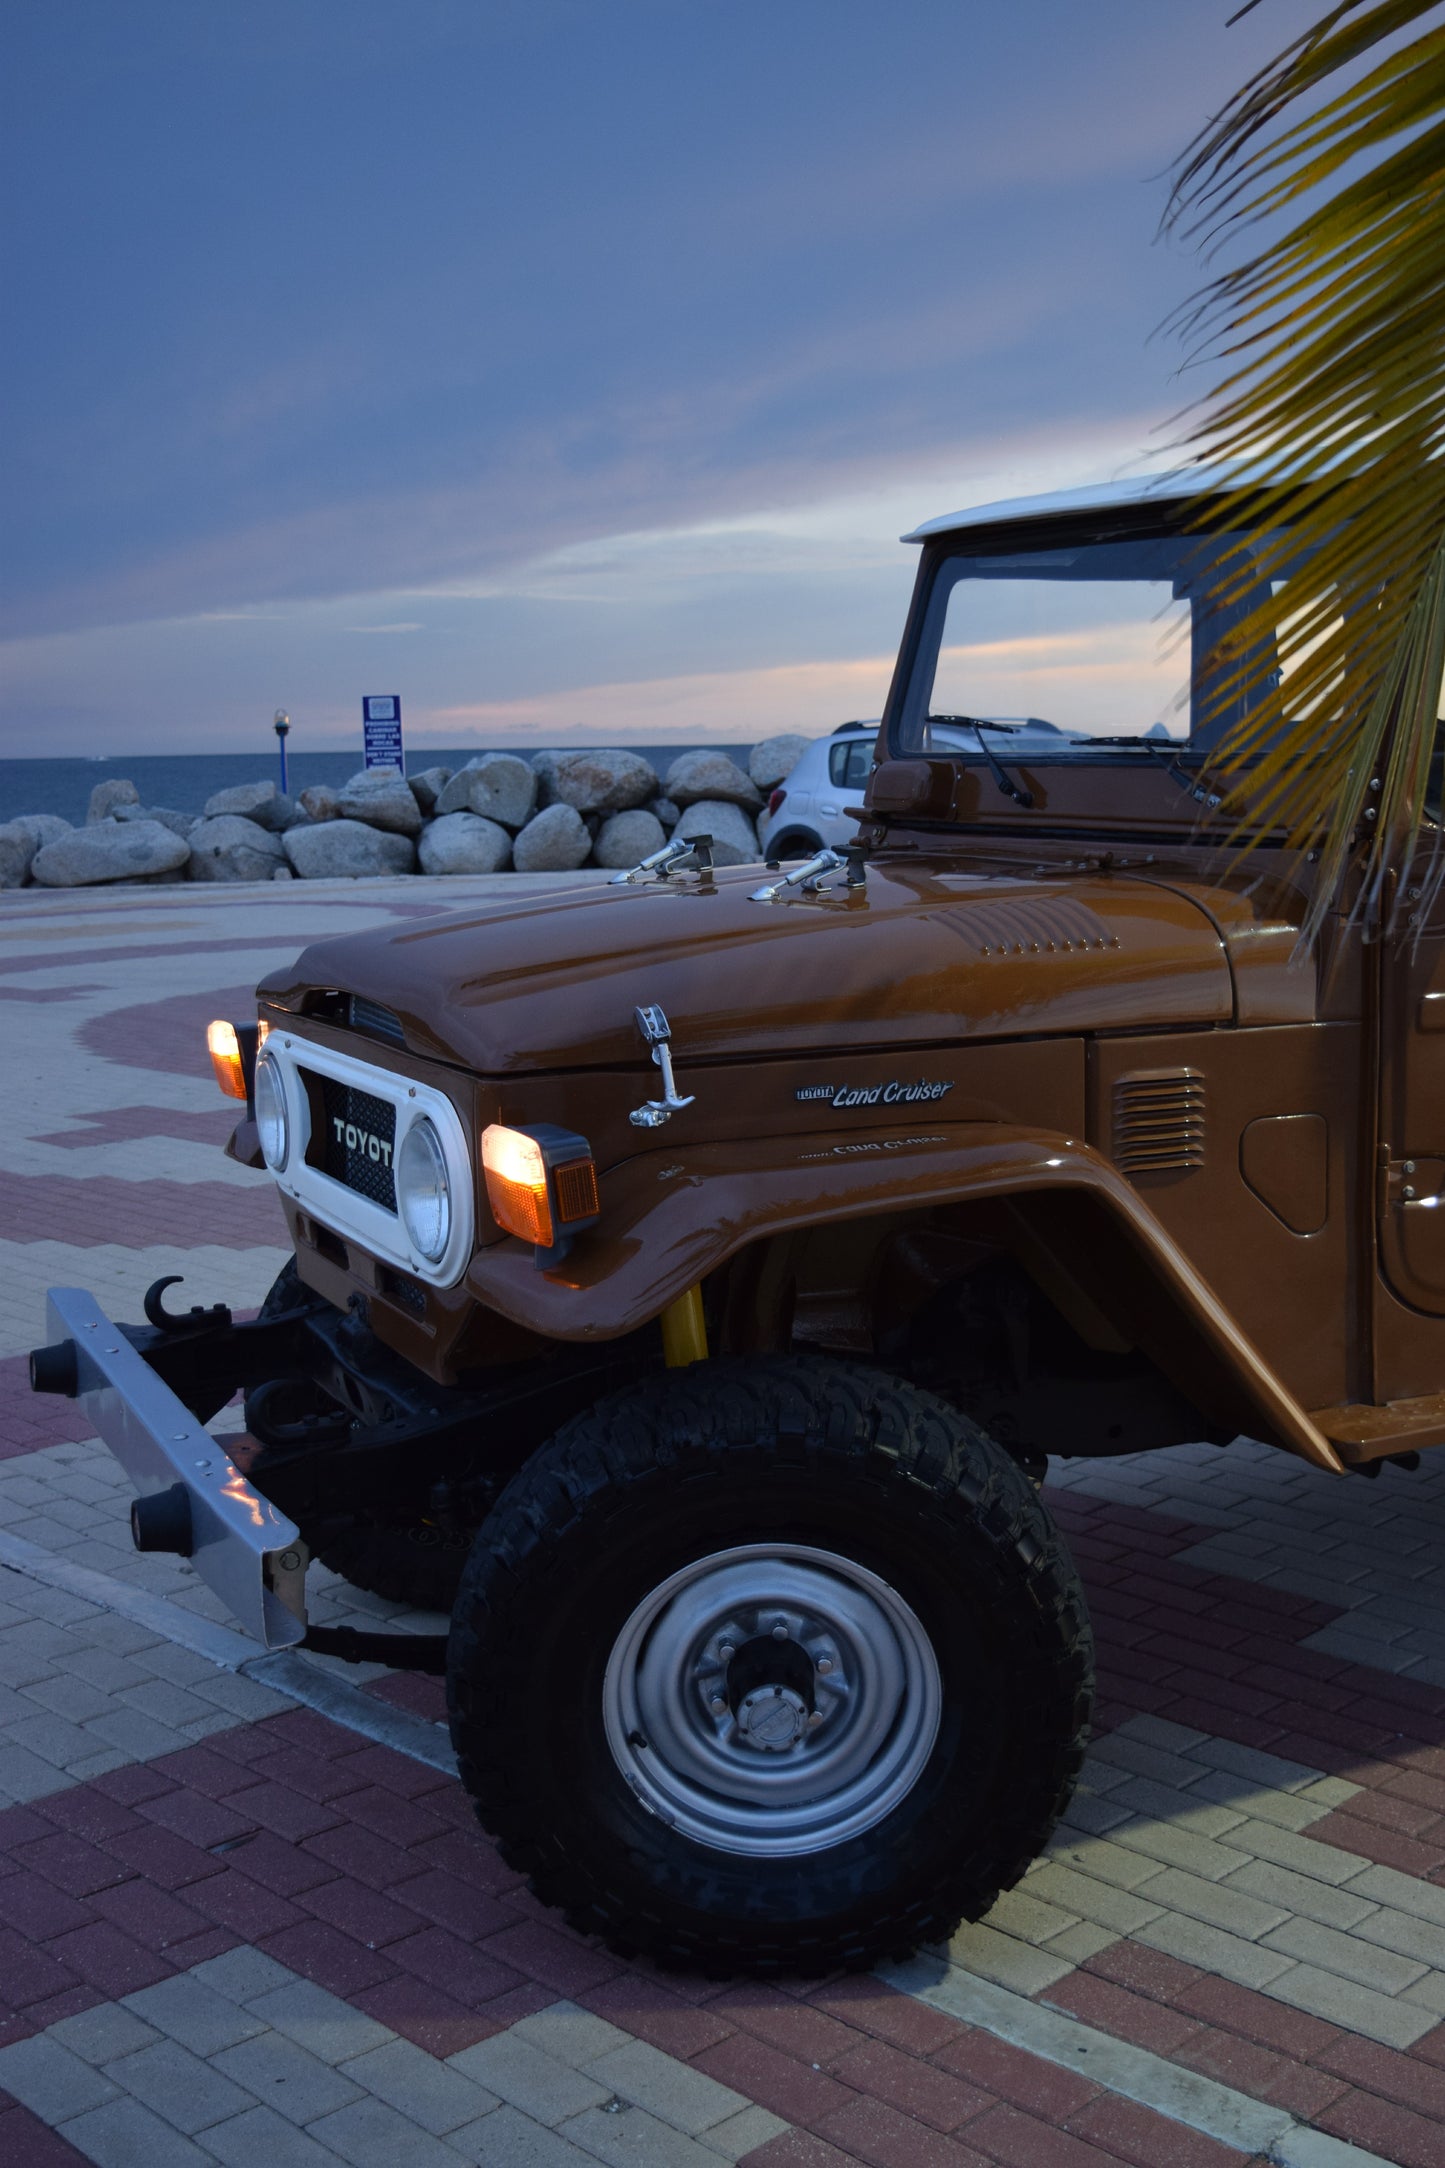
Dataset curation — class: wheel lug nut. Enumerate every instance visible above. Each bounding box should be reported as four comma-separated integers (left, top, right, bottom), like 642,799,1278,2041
710,1697,727,1714
807,1711,825,1727
816,1657,833,1674
718,1643,735,1662
771,1621,788,1640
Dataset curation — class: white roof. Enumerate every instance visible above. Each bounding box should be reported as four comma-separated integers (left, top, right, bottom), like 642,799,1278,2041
901,466,1236,544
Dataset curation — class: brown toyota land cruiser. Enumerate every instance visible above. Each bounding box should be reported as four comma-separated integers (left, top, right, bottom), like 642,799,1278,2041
34,470,1437,1977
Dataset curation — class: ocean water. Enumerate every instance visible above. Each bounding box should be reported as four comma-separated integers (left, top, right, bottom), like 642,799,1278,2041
0,746,752,829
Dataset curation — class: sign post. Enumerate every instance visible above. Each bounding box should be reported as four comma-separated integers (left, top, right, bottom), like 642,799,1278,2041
362,695,404,775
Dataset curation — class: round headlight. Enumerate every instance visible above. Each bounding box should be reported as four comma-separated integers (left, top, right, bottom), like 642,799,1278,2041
253,1049,289,1171
397,1117,451,1262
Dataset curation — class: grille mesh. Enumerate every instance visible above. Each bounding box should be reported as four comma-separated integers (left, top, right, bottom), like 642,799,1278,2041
311,1074,398,1211
1112,1069,1206,1177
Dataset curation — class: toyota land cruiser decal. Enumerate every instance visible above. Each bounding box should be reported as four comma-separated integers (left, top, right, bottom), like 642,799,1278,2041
795,1079,955,1109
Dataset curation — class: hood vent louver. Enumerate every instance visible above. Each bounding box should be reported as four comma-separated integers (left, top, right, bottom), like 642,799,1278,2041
347,994,406,1047
1113,1068,1206,1177
934,898,1120,958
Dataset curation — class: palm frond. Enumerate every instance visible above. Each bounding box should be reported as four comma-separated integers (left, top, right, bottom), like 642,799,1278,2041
1164,0,1445,936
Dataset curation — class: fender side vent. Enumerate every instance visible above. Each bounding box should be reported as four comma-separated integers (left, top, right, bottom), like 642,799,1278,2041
934,898,1120,957
1113,1068,1206,1176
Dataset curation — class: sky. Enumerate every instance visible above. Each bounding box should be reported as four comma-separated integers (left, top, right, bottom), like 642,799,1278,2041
0,0,1324,758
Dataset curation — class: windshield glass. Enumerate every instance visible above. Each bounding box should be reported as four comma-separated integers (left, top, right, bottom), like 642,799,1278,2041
894,532,1296,759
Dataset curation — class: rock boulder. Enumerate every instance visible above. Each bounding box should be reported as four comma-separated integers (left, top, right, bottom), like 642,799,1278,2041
535,749,659,814
202,780,300,831
436,754,537,829
593,808,666,869
86,778,140,824
0,825,33,889
32,820,191,887
187,815,287,883
512,803,591,872
408,766,453,815
674,800,760,867
418,812,513,875
9,813,72,852
298,784,342,822
748,734,812,791
336,770,424,836
0,814,71,886
665,750,763,813
283,820,416,880
115,804,194,839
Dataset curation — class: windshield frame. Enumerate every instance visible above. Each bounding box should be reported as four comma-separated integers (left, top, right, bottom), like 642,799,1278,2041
881,498,1299,772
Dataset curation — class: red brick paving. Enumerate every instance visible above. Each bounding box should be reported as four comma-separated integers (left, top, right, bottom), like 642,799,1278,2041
0,2099,89,2163
1049,1490,1445,1890
79,982,268,1081
0,1169,285,1248
33,1104,236,1150
0,1703,1273,2167
1036,1935,1445,2155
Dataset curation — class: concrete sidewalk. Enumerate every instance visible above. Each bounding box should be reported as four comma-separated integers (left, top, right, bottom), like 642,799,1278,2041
1,877,1441,2168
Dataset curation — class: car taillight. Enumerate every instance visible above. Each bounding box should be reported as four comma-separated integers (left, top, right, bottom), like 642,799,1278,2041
767,788,786,816
482,1122,600,1265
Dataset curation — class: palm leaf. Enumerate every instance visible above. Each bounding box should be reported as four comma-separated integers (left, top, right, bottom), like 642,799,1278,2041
1163,0,1445,936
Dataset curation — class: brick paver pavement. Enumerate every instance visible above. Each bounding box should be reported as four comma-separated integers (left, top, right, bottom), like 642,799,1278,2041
1,874,1441,2166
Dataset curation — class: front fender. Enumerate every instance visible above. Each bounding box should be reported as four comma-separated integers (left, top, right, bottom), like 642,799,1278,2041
466,1120,1343,1473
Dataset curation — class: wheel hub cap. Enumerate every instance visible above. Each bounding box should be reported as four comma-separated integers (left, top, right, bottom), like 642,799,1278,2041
737,1683,809,1750
602,1543,942,1857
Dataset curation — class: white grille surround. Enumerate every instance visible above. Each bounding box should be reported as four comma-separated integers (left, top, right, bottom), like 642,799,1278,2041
259,1031,475,1290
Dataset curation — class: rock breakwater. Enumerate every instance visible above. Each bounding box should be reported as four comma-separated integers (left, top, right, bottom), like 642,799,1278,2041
1,739,812,889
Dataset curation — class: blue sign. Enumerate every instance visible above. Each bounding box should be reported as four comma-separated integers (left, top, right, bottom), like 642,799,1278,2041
362,695,404,774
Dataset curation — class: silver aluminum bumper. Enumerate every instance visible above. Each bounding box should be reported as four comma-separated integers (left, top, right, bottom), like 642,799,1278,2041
45,1286,308,1650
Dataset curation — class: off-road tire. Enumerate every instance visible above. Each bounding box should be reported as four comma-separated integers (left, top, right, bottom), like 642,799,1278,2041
447,1355,1092,1975
245,1263,468,1614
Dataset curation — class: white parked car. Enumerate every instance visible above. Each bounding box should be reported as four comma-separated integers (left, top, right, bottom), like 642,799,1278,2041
759,716,1070,859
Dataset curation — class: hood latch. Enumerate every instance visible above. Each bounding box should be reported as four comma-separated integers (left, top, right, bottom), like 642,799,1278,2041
750,843,867,903
630,1005,697,1128
610,835,714,886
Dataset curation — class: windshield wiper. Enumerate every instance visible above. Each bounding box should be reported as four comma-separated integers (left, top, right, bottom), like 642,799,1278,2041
1069,735,1216,807
929,715,1034,809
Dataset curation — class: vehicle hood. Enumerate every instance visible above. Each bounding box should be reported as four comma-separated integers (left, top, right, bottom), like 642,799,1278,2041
260,861,1237,1074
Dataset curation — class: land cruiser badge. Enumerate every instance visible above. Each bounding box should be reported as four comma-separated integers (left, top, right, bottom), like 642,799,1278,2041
795,1079,955,1109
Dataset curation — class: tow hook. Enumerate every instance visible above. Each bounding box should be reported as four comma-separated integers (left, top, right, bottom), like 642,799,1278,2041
143,1275,232,1335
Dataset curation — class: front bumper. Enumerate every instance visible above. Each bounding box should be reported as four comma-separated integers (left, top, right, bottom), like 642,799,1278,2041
38,1287,308,1649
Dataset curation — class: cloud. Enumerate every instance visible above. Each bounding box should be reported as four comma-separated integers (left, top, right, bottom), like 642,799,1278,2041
434,653,895,748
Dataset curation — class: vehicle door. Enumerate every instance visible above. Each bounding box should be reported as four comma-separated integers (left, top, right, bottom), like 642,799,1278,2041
1376,835,1445,1317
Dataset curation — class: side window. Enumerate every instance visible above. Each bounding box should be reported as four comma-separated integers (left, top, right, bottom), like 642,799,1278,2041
828,738,876,789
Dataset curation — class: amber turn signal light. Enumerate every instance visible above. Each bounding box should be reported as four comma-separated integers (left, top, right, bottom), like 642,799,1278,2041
481,1122,600,1267
206,1020,248,1100
206,1018,265,1104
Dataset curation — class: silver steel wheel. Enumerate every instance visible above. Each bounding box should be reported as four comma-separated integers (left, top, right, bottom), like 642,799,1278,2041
601,1542,942,1857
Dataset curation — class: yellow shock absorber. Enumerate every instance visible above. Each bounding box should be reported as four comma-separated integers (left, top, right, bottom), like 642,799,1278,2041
660,1284,709,1367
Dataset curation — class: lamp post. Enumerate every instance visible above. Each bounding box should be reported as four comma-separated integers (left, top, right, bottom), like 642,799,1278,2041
273,711,291,795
